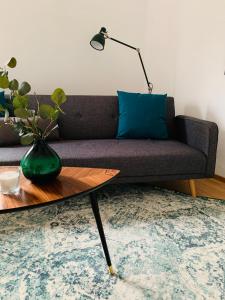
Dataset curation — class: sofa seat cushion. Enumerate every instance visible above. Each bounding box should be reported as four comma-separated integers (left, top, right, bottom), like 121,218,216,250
0,139,206,177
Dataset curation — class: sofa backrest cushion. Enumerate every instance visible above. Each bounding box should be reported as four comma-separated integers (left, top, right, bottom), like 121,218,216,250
0,118,20,146
0,117,59,147
29,95,176,140
58,96,119,139
0,95,60,146
166,97,176,138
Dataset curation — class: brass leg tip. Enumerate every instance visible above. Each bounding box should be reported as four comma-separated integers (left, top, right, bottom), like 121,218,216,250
108,265,116,275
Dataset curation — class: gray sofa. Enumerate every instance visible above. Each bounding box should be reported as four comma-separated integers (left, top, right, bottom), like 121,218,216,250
0,95,218,183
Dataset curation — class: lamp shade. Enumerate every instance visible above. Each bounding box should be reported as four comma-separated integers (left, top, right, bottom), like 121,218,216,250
90,27,106,51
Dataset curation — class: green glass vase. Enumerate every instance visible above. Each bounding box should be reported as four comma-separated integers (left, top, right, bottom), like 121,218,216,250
20,139,62,183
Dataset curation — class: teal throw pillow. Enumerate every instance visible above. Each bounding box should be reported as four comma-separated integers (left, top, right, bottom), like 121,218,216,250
0,91,6,117
116,91,168,139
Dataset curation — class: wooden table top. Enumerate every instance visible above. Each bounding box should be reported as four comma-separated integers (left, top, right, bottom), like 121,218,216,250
0,167,120,213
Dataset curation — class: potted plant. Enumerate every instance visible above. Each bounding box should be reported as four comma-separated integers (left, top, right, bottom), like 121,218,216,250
0,57,67,183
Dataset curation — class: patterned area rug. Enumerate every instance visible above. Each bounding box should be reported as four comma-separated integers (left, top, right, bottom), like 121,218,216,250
1,184,225,299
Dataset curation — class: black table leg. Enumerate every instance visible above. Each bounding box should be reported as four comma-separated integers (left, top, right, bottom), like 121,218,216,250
90,192,115,275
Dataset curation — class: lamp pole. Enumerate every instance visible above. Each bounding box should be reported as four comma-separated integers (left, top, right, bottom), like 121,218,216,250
91,27,153,94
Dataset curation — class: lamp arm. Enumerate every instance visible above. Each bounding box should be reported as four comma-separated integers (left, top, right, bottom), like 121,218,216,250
109,37,137,51
136,50,153,93
105,35,153,93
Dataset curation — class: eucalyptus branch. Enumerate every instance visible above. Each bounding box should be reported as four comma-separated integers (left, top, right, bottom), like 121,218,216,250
56,105,65,114
44,124,59,139
42,119,54,139
26,116,40,137
0,56,66,146
34,92,40,115
26,116,34,128
31,113,40,136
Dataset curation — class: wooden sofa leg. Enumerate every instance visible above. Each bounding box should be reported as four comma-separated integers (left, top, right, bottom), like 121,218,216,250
189,179,197,197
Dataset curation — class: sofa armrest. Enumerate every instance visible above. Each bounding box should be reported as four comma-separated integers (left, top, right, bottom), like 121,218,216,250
175,115,218,177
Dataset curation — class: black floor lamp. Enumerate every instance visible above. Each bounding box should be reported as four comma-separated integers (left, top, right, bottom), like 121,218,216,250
90,27,153,94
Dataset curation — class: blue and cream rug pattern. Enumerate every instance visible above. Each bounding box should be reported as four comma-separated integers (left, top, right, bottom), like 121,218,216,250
1,184,225,299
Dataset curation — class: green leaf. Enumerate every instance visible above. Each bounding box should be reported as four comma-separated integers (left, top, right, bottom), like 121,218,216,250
18,81,31,96
14,108,30,119
7,57,17,68
51,88,66,106
20,133,34,145
9,79,19,91
13,95,29,109
51,109,59,121
0,76,9,89
39,104,55,119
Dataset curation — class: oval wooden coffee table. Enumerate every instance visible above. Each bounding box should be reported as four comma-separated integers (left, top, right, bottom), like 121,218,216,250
0,166,120,275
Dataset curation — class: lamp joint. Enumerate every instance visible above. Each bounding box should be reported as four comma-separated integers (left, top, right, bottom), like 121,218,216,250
101,30,109,39
148,83,153,94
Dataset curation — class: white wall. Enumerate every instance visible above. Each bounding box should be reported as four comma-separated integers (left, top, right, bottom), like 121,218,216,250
1,0,225,176
1,0,150,95
1,0,177,94
145,0,177,96
174,0,225,176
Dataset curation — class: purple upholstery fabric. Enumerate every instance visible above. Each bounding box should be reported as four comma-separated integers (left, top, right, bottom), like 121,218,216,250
58,95,118,139
55,95,175,139
0,139,206,177
0,118,20,146
115,173,206,183
0,95,217,183
0,117,59,146
176,115,218,177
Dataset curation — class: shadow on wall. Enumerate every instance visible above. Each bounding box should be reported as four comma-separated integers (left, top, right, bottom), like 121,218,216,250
183,104,203,119
206,109,225,176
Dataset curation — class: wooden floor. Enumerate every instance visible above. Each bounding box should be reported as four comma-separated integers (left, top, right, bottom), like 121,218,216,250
157,177,225,200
